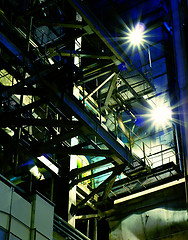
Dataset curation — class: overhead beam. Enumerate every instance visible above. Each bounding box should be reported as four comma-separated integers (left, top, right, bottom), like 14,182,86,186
82,70,112,84
108,162,180,191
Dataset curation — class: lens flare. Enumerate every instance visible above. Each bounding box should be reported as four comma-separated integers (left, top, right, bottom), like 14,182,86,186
126,22,146,47
151,106,172,126
128,22,145,46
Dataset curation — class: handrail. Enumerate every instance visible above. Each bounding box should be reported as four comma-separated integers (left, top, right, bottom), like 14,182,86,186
54,214,91,240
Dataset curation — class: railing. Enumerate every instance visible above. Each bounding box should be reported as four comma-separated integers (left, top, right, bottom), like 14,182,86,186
53,214,90,240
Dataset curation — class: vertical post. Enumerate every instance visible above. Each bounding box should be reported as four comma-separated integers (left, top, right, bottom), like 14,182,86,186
143,142,146,165
129,129,132,154
50,177,54,202
53,156,70,222
93,218,97,240
161,144,163,165
87,219,90,237
147,44,152,68
7,187,14,240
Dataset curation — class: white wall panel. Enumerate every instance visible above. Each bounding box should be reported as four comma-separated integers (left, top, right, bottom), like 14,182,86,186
0,180,54,240
0,181,12,213
0,213,9,231
10,218,30,240
33,194,54,240
9,234,20,240
36,232,49,240
0,181,12,229
11,191,31,227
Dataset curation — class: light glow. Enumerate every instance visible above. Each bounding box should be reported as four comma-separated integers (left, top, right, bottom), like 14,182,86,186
151,106,172,126
127,22,146,47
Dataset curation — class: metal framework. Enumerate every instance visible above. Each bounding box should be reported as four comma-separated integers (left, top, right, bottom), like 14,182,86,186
0,0,185,229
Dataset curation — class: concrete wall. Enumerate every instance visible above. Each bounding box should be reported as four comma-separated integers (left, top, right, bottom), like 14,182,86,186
109,208,188,240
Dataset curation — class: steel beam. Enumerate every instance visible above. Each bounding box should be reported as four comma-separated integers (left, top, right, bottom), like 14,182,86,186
63,93,134,166
32,129,81,155
35,20,85,28
70,164,125,215
104,73,119,108
70,158,111,179
120,74,152,110
70,165,118,189
102,177,116,200
1,61,63,99
49,50,113,60
0,117,80,129
56,148,112,158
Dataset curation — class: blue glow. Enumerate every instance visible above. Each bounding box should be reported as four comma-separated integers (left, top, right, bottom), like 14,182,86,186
18,159,34,168
118,62,127,71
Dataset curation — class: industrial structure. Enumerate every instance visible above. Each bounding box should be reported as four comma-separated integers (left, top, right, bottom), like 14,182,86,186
0,0,187,239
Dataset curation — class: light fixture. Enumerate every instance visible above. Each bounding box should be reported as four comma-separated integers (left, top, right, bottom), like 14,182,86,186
151,105,172,127
37,155,59,175
30,165,45,180
127,22,146,47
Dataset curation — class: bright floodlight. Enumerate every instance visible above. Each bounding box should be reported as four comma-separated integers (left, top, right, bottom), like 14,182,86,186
151,106,172,126
128,22,146,46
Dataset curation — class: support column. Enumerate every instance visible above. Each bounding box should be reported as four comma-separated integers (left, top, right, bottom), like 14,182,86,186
170,0,188,211
68,154,77,227
54,156,70,221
